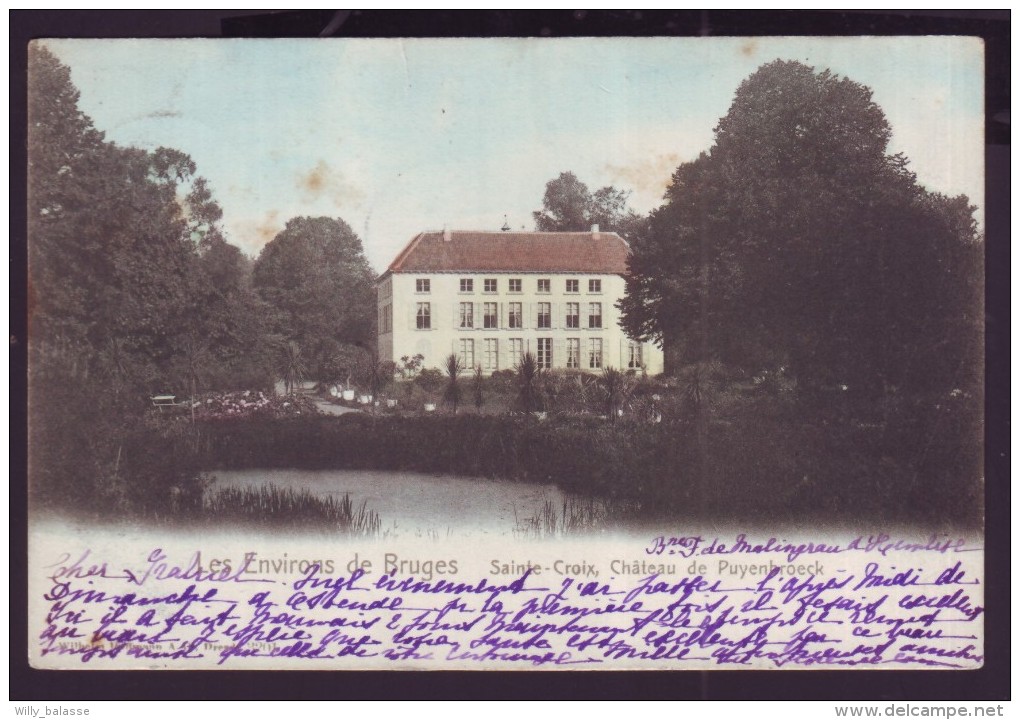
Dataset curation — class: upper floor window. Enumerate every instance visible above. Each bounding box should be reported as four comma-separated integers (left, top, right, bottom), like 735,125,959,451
460,278,474,292
537,279,551,293
416,278,430,293
416,302,431,330
483,302,498,329
566,279,579,293
508,278,522,293
566,302,580,329
508,302,523,329
484,278,497,293
537,302,551,329
588,279,602,293
459,302,474,329
589,302,602,329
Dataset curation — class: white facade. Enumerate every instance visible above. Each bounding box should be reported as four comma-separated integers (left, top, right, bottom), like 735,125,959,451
378,270,664,375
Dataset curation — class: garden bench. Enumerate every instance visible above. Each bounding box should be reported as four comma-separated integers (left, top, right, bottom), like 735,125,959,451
150,395,186,411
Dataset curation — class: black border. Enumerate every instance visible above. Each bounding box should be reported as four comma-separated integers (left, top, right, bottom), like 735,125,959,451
9,9,1010,701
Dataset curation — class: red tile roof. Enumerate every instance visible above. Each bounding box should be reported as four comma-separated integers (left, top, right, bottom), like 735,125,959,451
385,230,631,276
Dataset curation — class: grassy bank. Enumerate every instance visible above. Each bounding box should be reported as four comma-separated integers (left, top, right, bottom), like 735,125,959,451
30,375,981,529
192,409,980,528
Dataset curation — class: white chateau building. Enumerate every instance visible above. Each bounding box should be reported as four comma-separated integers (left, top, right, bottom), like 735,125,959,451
376,227,664,375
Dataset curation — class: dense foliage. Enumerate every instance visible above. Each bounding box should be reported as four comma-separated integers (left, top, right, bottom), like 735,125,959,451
192,411,979,528
618,60,983,519
27,50,982,532
252,216,377,376
27,46,374,521
533,171,645,239
620,60,982,399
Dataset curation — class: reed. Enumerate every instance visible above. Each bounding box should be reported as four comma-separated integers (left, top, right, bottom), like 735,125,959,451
199,485,381,536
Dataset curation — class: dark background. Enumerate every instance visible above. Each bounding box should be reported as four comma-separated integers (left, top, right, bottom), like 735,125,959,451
10,9,1010,701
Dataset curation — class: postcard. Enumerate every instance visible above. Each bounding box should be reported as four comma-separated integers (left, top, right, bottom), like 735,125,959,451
27,36,985,670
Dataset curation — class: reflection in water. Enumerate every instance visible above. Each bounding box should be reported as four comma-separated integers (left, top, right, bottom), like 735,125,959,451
208,468,568,538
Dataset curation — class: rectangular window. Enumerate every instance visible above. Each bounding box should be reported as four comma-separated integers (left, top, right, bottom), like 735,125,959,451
416,278,430,293
509,338,524,368
537,338,552,370
509,278,522,293
588,302,602,329
566,339,580,369
379,303,392,334
566,302,580,329
537,279,550,293
508,302,523,329
483,302,498,329
459,339,474,369
628,341,644,369
537,302,551,329
484,278,497,293
484,339,499,371
589,279,601,293
589,338,603,369
460,278,473,292
459,302,474,329
416,302,431,329
566,279,579,293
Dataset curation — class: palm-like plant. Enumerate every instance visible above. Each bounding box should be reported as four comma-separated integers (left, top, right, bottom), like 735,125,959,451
675,360,725,506
601,366,630,422
676,360,724,416
442,353,463,413
473,365,484,410
281,341,306,395
516,352,541,414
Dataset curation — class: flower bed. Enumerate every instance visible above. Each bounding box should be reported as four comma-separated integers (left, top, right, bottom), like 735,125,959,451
194,391,320,421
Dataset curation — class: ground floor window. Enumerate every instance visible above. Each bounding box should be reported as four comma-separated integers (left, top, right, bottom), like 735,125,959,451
509,338,524,368
566,338,580,369
627,341,643,369
589,338,603,369
537,338,552,369
459,339,474,369
484,338,499,371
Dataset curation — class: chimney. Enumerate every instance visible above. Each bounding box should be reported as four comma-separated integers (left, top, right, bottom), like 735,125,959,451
591,223,599,238
443,225,452,242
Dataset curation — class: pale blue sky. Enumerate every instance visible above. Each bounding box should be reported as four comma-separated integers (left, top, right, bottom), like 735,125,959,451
45,37,984,272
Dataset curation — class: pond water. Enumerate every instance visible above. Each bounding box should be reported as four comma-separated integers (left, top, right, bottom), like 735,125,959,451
207,468,568,538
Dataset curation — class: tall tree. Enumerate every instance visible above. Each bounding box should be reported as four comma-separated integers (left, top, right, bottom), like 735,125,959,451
28,44,265,394
533,171,643,238
252,216,376,378
620,60,981,398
